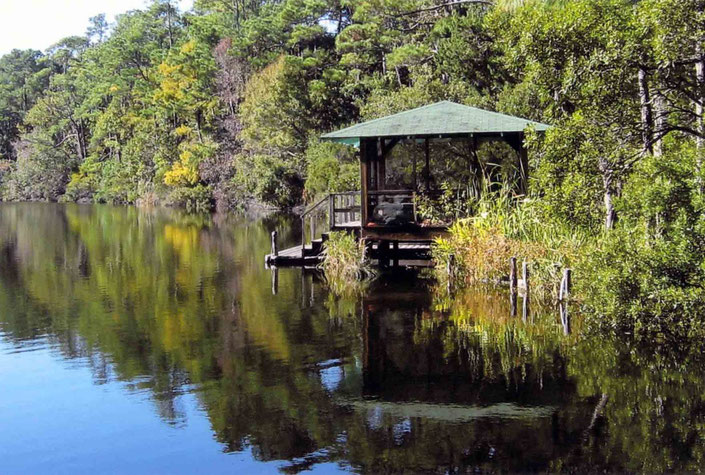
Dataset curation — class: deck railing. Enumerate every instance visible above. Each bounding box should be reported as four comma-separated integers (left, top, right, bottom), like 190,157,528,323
301,191,362,248
300,188,469,248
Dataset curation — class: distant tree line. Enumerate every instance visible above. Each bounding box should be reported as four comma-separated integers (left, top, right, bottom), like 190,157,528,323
0,0,703,221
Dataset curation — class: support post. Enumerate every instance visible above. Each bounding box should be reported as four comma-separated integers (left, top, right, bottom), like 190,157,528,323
424,138,430,192
522,261,530,321
329,194,335,230
310,216,316,242
510,257,517,317
559,268,572,335
271,231,278,257
509,257,517,294
360,139,375,226
300,216,306,257
378,139,386,190
560,268,572,300
345,195,350,224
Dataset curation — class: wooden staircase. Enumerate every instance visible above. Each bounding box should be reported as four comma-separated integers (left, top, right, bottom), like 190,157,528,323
303,234,327,257
264,191,436,268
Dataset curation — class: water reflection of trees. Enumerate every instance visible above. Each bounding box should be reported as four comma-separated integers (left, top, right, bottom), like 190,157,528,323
1,203,705,471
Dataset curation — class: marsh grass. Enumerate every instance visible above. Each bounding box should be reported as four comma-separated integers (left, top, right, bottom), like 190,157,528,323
321,231,376,296
432,186,587,301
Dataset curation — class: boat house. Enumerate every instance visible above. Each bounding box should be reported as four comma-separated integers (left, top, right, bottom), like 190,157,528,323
266,101,549,267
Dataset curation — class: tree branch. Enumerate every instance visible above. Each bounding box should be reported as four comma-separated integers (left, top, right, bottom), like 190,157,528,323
392,0,493,17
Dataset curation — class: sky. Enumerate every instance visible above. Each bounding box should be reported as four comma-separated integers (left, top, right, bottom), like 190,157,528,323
0,0,194,56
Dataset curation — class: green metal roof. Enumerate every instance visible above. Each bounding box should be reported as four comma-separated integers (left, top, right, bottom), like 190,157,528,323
321,101,550,144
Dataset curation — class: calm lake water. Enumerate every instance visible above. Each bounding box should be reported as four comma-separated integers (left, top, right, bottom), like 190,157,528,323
1,203,704,473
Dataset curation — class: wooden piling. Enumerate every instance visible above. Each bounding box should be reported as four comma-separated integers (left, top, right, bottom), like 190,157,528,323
271,230,278,257
560,268,572,334
510,257,517,317
522,261,530,321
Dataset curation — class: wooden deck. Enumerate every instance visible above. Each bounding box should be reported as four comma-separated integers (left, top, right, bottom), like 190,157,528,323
265,234,435,269
266,244,323,268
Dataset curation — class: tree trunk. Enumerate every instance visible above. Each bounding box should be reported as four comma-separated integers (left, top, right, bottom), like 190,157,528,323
696,44,705,191
599,157,616,230
603,186,616,231
653,93,666,157
638,67,654,155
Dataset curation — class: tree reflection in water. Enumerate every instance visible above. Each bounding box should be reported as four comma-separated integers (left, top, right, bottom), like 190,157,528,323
1,202,704,472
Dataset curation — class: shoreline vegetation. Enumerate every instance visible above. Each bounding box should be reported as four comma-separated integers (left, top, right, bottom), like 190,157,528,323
2,0,705,342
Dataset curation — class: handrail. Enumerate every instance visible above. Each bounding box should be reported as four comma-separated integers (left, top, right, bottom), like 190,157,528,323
302,194,331,220
300,191,361,251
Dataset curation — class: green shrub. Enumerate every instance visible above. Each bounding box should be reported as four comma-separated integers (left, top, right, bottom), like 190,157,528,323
235,153,304,209
164,184,214,212
576,148,705,340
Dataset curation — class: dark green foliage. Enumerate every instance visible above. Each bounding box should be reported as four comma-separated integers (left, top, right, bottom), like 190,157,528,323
578,146,705,340
304,140,358,199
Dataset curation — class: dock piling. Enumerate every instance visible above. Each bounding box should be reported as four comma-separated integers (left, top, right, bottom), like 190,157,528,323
510,257,517,317
559,268,572,334
522,261,530,321
271,231,278,257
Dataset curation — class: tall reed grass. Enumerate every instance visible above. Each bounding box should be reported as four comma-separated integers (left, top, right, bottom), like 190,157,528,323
321,231,376,296
432,186,587,300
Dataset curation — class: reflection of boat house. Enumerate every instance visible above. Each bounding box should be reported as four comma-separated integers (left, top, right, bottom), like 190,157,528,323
266,101,549,267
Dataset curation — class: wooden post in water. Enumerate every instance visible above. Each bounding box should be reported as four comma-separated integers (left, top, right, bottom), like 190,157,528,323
510,257,517,317
560,268,572,334
271,231,278,257
522,261,530,321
